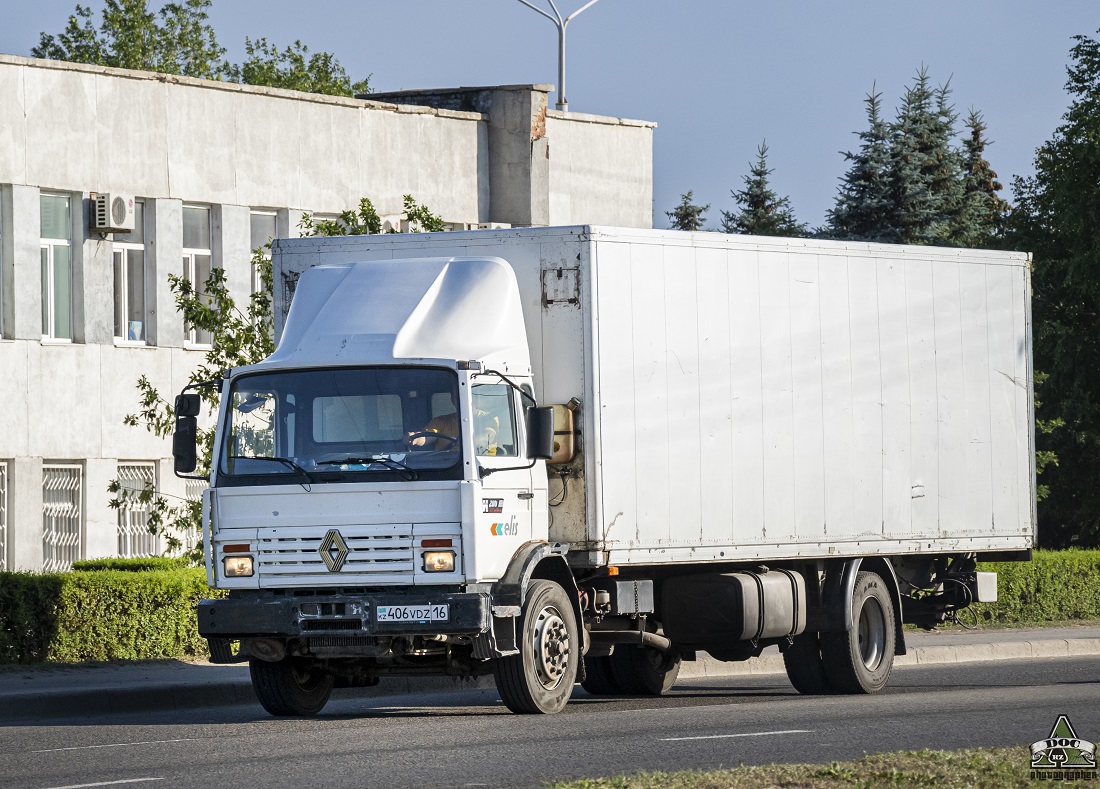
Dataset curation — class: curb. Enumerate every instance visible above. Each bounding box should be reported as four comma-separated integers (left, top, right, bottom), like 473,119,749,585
5,637,1100,721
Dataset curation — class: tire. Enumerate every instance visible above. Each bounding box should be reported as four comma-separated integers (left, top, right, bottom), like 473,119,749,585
493,580,579,714
249,656,335,716
821,571,896,694
581,655,621,695
610,645,681,696
782,631,832,695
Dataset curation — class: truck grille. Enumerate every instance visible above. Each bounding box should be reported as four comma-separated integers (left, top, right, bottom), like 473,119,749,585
256,527,415,586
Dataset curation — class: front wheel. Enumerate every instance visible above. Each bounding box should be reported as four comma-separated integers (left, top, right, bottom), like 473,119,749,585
782,631,832,695
821,571,896,694
493,580,579,714
249,657,335,716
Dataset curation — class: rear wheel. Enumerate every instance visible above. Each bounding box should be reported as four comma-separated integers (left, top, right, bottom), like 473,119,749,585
581,654,621,695
821,571,896,694
493,580,579,714
782,631,832,695
610,645,681,696
249,656,334,716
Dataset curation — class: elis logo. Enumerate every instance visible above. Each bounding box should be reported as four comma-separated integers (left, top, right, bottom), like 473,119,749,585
490,516,519,536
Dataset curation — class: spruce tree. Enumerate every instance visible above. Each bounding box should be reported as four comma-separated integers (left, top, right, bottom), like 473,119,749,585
887,68,943,244
665,191,710,231
954,109,1009,247
721,143,806,237
827,87,893,240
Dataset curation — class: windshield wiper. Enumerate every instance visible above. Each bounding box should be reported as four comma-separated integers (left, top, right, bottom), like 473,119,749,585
227,455,314,490
317,456,419,481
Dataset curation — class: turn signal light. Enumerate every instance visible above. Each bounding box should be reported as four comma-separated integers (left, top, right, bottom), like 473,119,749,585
423,551,455,573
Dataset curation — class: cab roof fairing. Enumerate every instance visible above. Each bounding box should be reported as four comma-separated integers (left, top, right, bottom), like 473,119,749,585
253,256,533,375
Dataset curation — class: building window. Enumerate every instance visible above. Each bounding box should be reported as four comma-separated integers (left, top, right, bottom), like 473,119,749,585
0,461,7,571
182,205,212,347
42,464,82,572
250,210,278,296
0,189,5,340
116,463,158,557
113,200,147,343
40,194,73,341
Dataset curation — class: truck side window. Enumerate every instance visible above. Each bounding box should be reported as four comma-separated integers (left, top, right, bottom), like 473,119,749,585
471,383,517,457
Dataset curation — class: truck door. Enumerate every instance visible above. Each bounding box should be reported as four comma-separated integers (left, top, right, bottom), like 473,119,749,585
471,382,534,578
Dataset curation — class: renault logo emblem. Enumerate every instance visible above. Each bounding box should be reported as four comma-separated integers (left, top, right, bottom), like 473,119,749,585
318,529,349,572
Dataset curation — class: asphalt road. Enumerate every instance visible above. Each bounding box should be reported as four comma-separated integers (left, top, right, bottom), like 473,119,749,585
1,656,1097,789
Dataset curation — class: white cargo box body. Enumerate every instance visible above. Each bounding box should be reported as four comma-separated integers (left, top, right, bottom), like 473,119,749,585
272,226,1035,568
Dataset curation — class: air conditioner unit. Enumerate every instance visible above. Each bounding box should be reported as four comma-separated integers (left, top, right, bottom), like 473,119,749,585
92,193,136,233
475,222,511,230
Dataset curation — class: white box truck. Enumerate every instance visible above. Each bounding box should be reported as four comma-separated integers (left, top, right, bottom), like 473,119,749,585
179,226,1034,715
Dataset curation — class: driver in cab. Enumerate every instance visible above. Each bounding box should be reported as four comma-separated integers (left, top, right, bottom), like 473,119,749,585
405,391,499,454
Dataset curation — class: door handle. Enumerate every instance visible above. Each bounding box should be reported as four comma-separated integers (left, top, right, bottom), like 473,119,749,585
517,491,534,500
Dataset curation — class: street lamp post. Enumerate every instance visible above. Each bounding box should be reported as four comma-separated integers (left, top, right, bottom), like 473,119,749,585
514,0,602,112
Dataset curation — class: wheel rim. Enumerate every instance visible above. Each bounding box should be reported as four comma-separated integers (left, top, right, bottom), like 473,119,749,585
532,605,571,690
857,597,886,670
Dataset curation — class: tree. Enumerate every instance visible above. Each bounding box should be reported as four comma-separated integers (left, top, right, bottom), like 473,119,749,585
33,0,224,80
110,196,447,558
34,0,369,96
827,87,893,241
1005,30,1100,547
953,109,1010,247
827,67,1007,249
721,142,806,237
665,191,709,231
886,68,963,245
222,37,370,97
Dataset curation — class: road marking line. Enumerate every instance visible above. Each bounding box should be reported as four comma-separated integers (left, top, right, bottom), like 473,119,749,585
38,779,164,789
32,739,199,754
661,729,813,742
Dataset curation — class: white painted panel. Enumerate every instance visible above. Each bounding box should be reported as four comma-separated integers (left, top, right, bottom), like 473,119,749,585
592,241,638,548
905,259,938,536
847,257,883,538
932,261,967,536
987,265,1019,534
960,263,993,534
758,251,795,542
629,243,671,546
727,251,767,543
1014,267,1034,534
694,247,736,545
818,255,855,539
663,245,703,547
789,254,826,541
877,258,911,536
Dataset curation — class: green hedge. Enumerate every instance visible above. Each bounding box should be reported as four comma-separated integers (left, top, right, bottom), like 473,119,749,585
71,557,191,573
0,567,224,664
975,549,1100,625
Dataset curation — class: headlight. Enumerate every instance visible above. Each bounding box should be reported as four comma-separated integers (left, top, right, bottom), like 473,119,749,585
423,551,455,573
223,555,254,577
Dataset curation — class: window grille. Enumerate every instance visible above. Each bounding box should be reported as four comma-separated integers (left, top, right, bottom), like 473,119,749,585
182,478,209,552
42,464,82,571
0,462,7,571
117,463,158,557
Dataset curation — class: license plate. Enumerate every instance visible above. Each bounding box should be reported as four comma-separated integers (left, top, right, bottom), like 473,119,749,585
376,604,449,623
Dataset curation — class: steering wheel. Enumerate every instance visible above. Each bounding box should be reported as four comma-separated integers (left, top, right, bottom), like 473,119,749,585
406,431,459,450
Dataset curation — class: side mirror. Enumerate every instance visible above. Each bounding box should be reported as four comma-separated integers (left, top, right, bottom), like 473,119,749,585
525,406,555,460
173,393,202,475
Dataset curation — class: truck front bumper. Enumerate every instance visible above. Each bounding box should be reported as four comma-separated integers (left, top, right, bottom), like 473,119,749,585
198,590,491,639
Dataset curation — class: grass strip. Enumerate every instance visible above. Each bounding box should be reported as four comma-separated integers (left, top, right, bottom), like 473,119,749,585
542,747,1030,788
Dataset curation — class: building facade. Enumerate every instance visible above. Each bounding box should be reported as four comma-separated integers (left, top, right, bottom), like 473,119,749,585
0,54,655,571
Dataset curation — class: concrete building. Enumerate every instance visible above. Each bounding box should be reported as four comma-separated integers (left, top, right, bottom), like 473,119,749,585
0,54,655,571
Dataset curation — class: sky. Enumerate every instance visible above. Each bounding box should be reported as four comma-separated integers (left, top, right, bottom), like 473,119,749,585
2,1,1097,229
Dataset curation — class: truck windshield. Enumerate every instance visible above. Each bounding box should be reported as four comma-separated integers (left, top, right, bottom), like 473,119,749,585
217,367,462,485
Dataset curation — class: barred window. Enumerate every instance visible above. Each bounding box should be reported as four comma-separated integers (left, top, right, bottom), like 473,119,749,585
117,463,158,558
0,461,8,571
43,464,82,571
